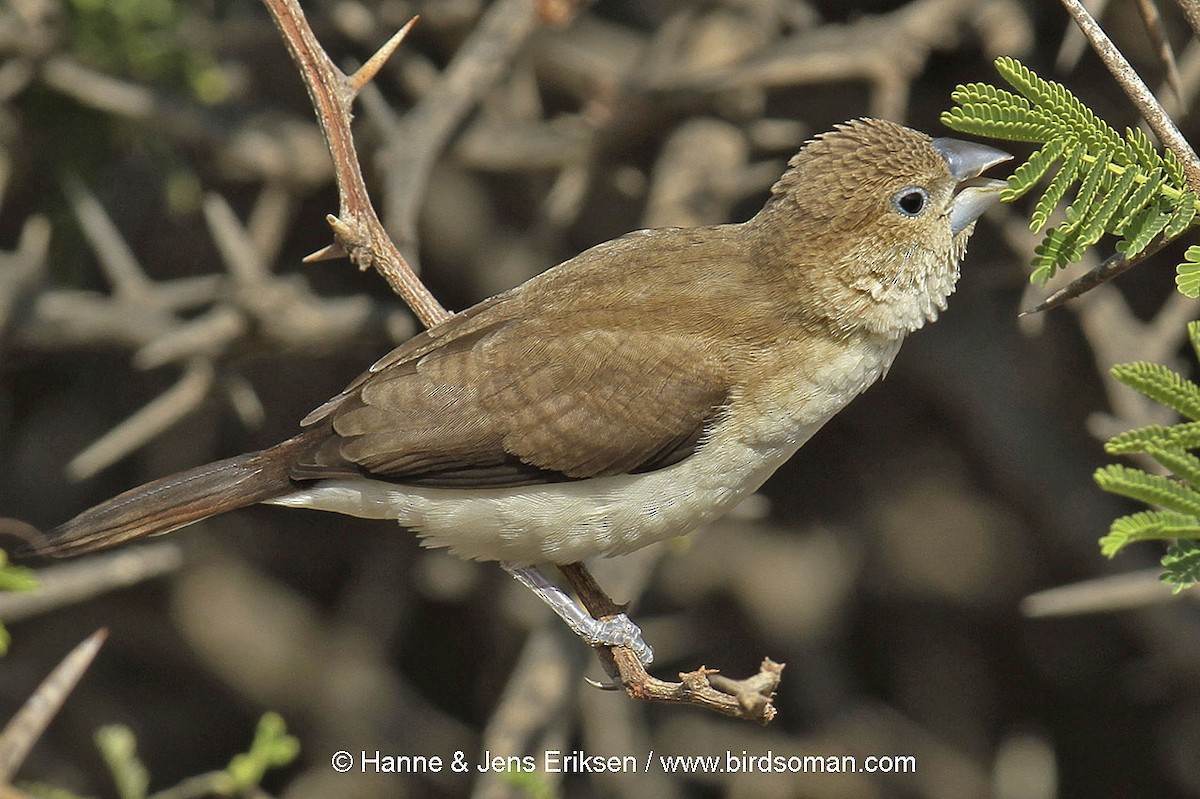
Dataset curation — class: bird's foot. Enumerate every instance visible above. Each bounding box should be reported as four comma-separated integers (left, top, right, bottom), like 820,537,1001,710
581,612,653,665
502,562,654,666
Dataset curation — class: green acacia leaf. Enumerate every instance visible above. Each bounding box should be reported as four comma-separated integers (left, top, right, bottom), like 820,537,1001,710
939,105,1052,142
1162,540,1200,592
1145,444,1200,486
943,56,1200,296
1067,149,1111,223
951,82,1031,111
1113,168,1165,235
1118,204,1172,256
1106,420,1200,454
1095,463,1200,516
1100,510,1200,557
1111,361,1200,419
1030,143,1084,231
995,56,1057,111
1177,256,1200,298
1165,148,1188,190
1032,224,1086,278
1075,156,1136,247
1124,126,1165,173
1164,191,1198,239
1004,138,1066,203
994,57,1120,155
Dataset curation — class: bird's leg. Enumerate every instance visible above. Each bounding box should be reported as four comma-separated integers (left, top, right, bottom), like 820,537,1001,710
502,562,654,666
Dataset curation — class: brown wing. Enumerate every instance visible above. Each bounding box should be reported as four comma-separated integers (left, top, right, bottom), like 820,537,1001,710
291,317,730,487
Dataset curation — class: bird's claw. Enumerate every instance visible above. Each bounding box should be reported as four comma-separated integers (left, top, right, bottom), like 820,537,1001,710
584,612,654,665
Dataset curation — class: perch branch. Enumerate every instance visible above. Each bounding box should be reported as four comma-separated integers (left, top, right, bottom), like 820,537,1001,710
558,562,782,723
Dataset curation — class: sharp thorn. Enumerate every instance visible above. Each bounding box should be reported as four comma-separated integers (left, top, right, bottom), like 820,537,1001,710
302,242,348,263
348,16,419,96
326,213,355,239
1018,237,1172,316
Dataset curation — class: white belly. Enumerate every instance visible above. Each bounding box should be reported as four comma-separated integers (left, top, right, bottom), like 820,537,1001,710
268,337,901,564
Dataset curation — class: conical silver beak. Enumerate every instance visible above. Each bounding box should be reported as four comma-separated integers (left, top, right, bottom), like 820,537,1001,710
932,138,1012,181
932,137,1012,236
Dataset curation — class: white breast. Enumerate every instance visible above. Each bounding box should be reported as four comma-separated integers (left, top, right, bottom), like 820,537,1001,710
267,336,902,564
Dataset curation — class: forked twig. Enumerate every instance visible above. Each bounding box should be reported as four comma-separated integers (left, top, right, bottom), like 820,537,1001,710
260,1,447,328
558,563,782,723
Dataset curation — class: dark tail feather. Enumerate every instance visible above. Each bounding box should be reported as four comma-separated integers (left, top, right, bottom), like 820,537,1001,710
33,435,309,558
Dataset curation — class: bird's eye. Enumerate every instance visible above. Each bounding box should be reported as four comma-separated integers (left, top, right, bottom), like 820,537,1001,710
892,187,929,217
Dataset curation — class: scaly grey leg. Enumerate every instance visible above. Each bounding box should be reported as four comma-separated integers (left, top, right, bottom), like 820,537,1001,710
502,562,653,666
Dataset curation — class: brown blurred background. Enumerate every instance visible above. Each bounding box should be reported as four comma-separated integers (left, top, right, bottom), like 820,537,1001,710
3,0,1200,796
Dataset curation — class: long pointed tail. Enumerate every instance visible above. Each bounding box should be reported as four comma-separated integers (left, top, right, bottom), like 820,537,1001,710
32,435,310,558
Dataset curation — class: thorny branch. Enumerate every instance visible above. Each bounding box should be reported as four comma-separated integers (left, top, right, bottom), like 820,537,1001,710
261,0,448,327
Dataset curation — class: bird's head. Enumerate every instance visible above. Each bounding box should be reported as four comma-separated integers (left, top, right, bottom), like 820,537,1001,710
756,118,1010,338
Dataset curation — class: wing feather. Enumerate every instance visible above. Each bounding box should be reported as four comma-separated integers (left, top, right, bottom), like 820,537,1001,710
293,320,728,486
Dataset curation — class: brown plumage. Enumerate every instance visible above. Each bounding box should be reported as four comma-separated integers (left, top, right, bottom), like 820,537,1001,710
31,118,1009,563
